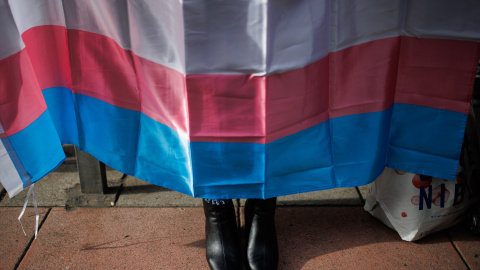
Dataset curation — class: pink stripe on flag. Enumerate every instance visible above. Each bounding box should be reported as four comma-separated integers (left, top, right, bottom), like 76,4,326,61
189,37,477,143
21,26,72,90
187,74,267,142
133,55,188,135
0,50,46,137
67,29,141,112
329,37,400,118
3,25,478,142
266,37,400,142
395,37,480,114
22,25,189,135
266,56,330,143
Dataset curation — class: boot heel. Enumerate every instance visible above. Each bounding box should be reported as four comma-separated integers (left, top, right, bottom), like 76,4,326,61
245,198,278,270
203,199,241,270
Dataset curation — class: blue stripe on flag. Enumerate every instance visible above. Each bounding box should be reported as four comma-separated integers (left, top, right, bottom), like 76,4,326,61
265,121,335,197
7,111,65,185
42,87,79,145
191,141,266,198
192,109,393,198
43,87,194,196
34,87,466,199
135,113,193,196
386,103,467,180
331,108,392,187
1,136,31,185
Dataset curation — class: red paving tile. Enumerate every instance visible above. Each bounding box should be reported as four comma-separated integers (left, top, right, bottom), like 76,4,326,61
275,207,467,270
9,206,471,269
0,207,49,270
18,208,208,270
448,226,480,270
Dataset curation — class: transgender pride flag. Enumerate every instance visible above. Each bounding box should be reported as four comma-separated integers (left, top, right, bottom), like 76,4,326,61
1,0,479,199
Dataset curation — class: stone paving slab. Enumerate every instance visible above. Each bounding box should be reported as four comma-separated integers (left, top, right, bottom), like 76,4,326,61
278,187,363,206
448,226,480,269
275,207,467,270
117,176,365,207
115,176,202,207
0,207,49,270
0,163,124,207
17,207,208,270
357,184,370,201
0,167,79,207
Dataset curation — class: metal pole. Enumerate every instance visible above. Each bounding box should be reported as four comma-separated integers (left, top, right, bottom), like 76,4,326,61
74,146,108,194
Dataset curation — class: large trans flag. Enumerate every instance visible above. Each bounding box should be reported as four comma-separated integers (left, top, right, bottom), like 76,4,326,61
1,0,479,199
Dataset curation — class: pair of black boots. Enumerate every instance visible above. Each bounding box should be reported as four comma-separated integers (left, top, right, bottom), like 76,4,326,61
203,198,278,270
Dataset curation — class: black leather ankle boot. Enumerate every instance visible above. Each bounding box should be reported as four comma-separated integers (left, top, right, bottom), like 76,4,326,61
203,199,241,270
244,198,278,270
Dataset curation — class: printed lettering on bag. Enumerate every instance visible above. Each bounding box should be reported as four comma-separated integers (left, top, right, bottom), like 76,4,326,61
417,182,473,210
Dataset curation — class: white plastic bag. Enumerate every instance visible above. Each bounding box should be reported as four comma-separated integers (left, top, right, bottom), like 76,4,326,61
364,167,479,241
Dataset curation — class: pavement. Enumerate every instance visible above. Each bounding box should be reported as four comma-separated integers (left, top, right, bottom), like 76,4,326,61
1,149,480,269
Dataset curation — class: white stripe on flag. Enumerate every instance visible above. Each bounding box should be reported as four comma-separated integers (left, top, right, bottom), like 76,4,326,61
0,0,24,60
183,0,267,75
127,0,186,74
6,0,480,74
0,139,24,198
403,0,480,41
9,0,186,74
332,0,403,51
8,0,66,32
